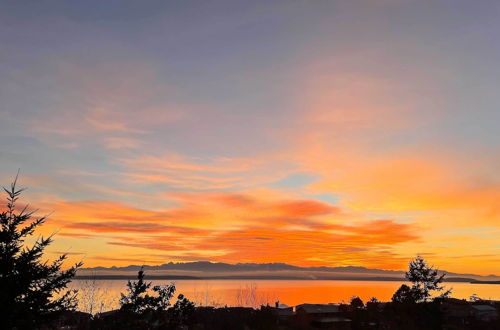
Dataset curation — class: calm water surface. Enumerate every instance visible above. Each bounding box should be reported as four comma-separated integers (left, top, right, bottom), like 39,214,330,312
69,279,500,312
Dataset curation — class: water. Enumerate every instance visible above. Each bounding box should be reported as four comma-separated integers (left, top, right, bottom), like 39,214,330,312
68,279,500,313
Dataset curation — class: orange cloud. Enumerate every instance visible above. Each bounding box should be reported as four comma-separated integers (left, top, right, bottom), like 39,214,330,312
23,190,420,269
101,219,418,269
65,222,210,235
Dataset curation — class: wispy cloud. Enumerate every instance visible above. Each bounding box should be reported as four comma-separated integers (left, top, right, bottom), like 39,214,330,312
118,153,297,190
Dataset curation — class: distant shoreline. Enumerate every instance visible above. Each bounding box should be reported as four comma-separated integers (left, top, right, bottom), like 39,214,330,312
73,275,494,283
470,280,500,285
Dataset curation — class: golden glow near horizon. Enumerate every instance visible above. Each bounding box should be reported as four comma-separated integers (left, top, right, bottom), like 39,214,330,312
1,1,499,275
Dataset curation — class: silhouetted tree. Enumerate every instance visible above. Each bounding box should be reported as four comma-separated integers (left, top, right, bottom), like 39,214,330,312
119,267,176,313
392,284,420,303
118,268,194,329
392,255,451,303
0,176,82,329
170,293,195,326
350,296,364,309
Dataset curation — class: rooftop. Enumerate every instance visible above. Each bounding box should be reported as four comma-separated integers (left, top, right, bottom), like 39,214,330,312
296,303,340,314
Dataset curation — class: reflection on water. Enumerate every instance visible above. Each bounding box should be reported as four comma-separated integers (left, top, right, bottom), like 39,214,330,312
68,279,500,312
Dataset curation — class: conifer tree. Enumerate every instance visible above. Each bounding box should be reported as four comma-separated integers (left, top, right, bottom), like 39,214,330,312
392,255,451,303
405,255,451,301
119,267,194,328
0,176,82,329
119,267,176,313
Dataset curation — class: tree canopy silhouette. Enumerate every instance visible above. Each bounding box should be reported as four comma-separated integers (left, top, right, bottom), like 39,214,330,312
119,266,177,313
0,176,82,329
392,255,451,303
350,296,364,309
118,267,195,328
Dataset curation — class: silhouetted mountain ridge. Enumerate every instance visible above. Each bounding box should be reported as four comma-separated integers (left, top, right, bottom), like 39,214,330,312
80,261,497,280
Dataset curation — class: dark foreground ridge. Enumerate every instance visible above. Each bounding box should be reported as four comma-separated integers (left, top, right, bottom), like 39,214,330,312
42,298,500,330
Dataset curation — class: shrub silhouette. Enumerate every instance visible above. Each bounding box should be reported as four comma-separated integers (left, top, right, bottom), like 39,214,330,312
0,176,82,329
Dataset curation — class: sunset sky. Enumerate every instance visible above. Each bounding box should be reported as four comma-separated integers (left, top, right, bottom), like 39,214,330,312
1,1,499,275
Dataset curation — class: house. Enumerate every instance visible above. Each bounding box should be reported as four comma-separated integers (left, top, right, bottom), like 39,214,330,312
261,302,295,325
441,303,472,326
439,298,499,326
296,303,341,314
471,305,498,322
294,303,351,329
272,303,295,320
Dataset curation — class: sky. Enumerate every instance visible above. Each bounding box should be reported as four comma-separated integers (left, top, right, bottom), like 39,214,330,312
0,0,499,275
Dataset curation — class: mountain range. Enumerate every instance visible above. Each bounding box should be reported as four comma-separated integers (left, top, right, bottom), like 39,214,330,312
76,261,499,283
